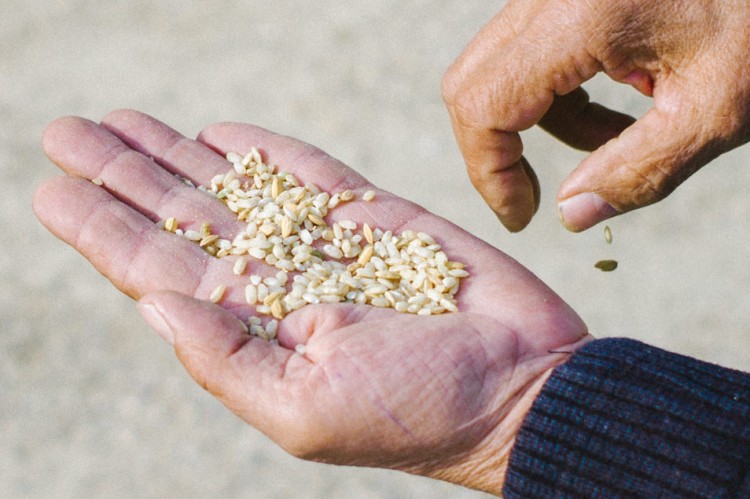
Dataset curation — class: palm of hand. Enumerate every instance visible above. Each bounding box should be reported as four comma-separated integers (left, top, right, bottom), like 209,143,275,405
34,110,587,488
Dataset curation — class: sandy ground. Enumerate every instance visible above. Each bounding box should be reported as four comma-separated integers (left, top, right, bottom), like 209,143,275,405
3,1,749,497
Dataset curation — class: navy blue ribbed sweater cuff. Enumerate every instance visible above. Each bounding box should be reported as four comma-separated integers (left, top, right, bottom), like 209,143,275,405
503,338,750,498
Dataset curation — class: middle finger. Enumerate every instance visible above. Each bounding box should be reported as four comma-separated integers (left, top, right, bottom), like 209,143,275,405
42,114,243,238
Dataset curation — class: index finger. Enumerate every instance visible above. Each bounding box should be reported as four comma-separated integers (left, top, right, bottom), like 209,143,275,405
442,1,598,231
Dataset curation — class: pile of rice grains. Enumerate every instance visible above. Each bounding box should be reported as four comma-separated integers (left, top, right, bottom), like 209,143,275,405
159,149,469,341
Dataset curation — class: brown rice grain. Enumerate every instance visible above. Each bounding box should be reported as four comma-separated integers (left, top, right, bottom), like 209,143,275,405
595,259,618,272
271,299,285,319
363,223,374,244
307,213,326,226
280,216,293,238
339,190,354,202
164,217,178,233
199,234,220,247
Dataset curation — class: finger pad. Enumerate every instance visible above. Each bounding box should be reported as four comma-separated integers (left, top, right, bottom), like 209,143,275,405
33,176,104,240
42,116,127,178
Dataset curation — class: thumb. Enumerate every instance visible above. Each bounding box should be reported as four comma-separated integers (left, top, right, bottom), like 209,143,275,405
136,291,290,413
556,104,714,231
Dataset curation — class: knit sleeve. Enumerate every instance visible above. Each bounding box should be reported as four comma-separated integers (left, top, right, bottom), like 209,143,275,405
503,338,750,498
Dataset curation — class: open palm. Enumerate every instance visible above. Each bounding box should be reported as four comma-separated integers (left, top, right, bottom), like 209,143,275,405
34,110,589,493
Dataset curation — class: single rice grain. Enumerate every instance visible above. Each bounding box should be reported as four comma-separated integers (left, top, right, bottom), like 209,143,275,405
233,257,249,276
595,259,618,272
210,284,227,303
164,217,178,233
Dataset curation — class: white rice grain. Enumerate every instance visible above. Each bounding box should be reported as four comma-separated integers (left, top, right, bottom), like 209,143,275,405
210,285,227,304
233,257,249,276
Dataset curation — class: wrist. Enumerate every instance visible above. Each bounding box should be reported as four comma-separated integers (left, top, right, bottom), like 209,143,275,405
459,367,557,496
424,336,594,496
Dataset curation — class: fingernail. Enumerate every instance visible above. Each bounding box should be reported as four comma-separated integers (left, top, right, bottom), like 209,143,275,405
138,303,175,346
558,193,618,232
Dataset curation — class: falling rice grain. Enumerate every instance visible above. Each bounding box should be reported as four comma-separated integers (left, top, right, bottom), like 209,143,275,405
595,259,618,272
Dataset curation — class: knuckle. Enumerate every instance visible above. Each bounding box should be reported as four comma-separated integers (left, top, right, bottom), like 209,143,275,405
440,62,463,100
448,86,492,130
631,164,675,202
440,63,464,107
616,153,694,209
441,65,491,128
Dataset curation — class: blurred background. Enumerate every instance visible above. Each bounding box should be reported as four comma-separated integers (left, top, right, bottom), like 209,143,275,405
3,1,749,497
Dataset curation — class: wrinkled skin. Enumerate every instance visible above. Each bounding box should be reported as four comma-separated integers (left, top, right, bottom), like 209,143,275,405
34,110,589,495
443,0,750,232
